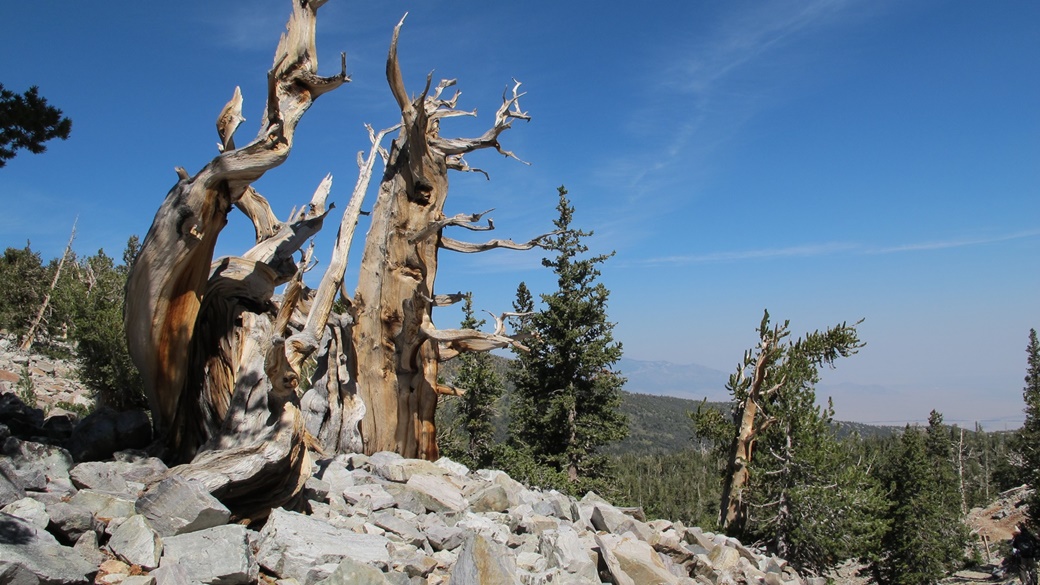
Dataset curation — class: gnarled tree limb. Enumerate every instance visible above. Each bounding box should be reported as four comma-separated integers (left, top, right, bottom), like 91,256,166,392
439,230,557,253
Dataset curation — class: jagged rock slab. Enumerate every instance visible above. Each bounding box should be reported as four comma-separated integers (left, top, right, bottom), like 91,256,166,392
467,484,510,513
342,483,397,512
448,533,521,585
371,510,427,548
160,524,256,585
256,508,391,584
0,542,97,585
406,474,468,513
69,489,136,521
2,497,48,529
135,475,231,536
108,514,162,570
539,526,599,582
45,501,98,545
315,557,392,585
590,503,654,542
603,534,680,585
370,451,444,483
421,515,466,552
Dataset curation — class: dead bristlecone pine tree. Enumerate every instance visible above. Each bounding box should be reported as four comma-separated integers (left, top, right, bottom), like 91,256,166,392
124,1,547,520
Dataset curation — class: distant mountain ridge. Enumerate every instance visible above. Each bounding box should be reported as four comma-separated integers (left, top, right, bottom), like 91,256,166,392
442,355,898,456
617,357,731,402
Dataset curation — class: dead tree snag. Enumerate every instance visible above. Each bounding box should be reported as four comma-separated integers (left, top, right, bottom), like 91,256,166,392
124,3,540,517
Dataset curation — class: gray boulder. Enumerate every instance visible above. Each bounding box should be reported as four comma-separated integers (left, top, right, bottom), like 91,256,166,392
45,501,99,544
1,497,48,529
316,557,392,585
405,474,468,513
160,524,256,585
107,514,162,570
2,437,74,489
69,461,132,495
256,508,391,584
135,475,231,536
0,543,97,585
0,512,95,584
69,489,136,522
65,408,151,463
448,533,521,585
0,459,26,507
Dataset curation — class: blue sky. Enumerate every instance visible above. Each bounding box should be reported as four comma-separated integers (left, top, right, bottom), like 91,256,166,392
2,1,1037,429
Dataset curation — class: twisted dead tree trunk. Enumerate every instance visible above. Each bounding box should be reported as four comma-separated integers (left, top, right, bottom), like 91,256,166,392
125,3,542,518
718,316,786,533
349,16,545,460
125,0,351,519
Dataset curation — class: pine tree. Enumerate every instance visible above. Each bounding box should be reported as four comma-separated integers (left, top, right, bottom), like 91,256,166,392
0,84,72,167
923,411,970,569
693,310,884,573
445,294,505,469
873,414,968,585
1022,328,1040,529
507,186,627,492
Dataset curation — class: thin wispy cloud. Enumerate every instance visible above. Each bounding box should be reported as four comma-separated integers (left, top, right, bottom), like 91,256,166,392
868,229,1040,254
634,229,1040,266
620,0,870,200
635,242,857,266
675,0,856,97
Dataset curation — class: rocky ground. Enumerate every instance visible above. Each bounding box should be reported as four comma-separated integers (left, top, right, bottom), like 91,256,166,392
0,333,1032,584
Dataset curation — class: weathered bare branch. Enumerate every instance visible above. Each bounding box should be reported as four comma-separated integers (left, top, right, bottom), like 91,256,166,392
429,79,531,163
484,310,532,337
409,209,494,244
430,292,466,307
285,124,396,373
239,174,333,281
420,314,530,358
439,230,557,253
216,86,245,153
445,155,490,179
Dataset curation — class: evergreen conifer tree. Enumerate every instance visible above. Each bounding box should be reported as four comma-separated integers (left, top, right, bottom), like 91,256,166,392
693,311,885,573
873,413,967,585
445,294,504,469
1022,328,1040,529
0,84,72,167
507,186,627,492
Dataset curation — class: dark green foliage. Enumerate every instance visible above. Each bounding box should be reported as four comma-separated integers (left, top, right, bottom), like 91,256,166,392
693,311,884,574
1022,329,1040,529
437,295,505,469
606,394,727,455
74,244,145,410
0,84,72,167
506,186,627,494
872,416,968,585
613,449,722,530
0,245,47,335
0,237,143,411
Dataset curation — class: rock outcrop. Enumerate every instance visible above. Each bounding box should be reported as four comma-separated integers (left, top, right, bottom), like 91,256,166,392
0,336,807,584
0,424,806,585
